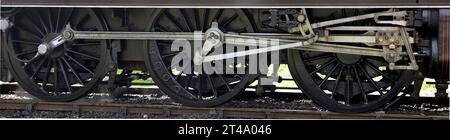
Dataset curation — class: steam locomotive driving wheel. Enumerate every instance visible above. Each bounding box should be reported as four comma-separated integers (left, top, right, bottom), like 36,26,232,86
3,8,110,101
144,9,257,107
288,50,414,112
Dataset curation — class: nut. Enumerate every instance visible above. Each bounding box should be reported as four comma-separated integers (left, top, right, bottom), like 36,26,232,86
389,44,396,49
297,14,306,23
389,38,395,43
63,31,74,40
378,37,385,43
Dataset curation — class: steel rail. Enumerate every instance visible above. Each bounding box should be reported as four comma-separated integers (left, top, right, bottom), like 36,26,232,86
0,99,447,119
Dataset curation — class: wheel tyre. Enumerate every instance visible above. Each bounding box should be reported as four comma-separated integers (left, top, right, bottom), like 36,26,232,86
144,9,257,107
287,50,414,113
3,8,110,101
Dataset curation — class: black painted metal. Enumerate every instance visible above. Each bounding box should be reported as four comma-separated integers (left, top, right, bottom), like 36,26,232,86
425,9,450,82
1,0,449,7
438,9,450,81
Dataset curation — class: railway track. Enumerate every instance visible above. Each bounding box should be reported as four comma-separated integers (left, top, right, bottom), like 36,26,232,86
0,99,447,120
2,83,448,106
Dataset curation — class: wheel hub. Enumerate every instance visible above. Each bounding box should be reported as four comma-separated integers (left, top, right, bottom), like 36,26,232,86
38,33,66,58
336,54,362,65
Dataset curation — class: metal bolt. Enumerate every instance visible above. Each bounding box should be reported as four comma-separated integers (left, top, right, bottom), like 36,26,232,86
378,37,385,43
389,38,395,43
63,31,74,40
297,14,306,23
38,44,49,55
389,53,395,58
389,63,395,70
0,18,13,31
207,31,219,40
389,44,396,49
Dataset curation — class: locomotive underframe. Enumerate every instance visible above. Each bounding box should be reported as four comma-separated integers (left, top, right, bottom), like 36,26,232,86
1,7,448,87
0,8,426,70
0,3,448,112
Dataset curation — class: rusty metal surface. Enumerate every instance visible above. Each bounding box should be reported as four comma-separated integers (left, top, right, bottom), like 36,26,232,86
1,0,450,7
0,99,447,119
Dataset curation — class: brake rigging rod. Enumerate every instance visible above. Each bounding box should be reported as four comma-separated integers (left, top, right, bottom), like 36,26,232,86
311,10,407,28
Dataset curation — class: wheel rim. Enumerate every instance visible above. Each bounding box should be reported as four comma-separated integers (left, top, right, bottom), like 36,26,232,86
144,9,257,107
0,7,21,17
288,50,413,112
4,8,109,101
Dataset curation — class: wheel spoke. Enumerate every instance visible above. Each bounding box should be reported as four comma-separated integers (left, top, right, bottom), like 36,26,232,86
221,13,238,28
58,59,72,92
218,74,231,91
53,59,60,94
74,14,90,28
23,14,46,36
197,75,204,99
31,57,48,79
41,60,53,89
12,40,40,46
194,9,201,30
345,67,351,105
155,25,169,32
62,57,84,85
184,75,193,89
319,63,340,88
55,8,62,32
179,9,193,32
15,49,37,57
357,64,384,95
207,74,218,97
212,9,224,22
363,60,395,82
67,49,100,61
65,54,95,75
14,26,43,41
62,9,74,27
36,11,50,34
202,9,210,30
352,66,368,104
234,74,243,81
226,65,243,79
47,8,54,32
163,10,185,32
309,58,337,75
331,66,344,99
